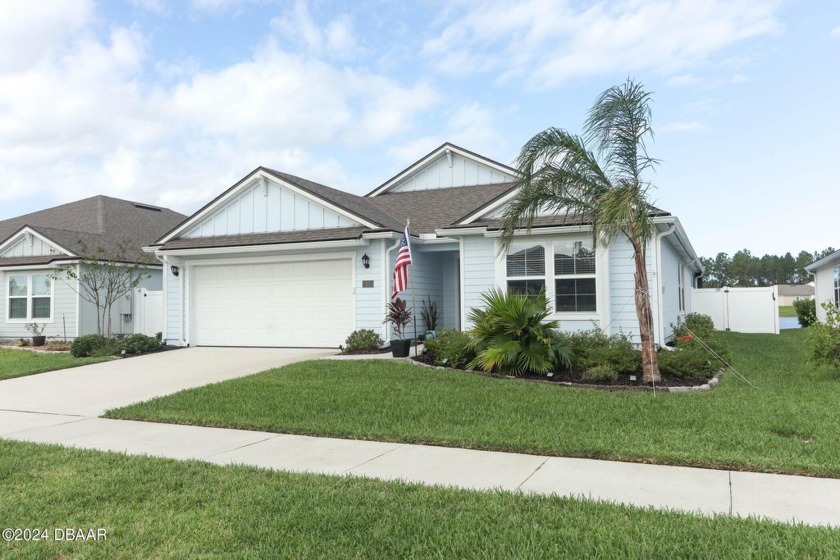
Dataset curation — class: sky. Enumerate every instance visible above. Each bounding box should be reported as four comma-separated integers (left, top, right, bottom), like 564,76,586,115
0,0,837,259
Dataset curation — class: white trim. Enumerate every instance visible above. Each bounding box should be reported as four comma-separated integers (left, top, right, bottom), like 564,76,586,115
459,236,466,331
75,270,81,338
484,225,595,238
5,272,55,323
361,231,402,240
369,144,518,197
155,238,370,257
0,226,77,258
435,227,488,237
806,248,840,272
457,187,522,225
159,170,378,244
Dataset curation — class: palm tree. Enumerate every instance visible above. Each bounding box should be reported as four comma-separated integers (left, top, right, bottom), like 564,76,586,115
499,79,662,383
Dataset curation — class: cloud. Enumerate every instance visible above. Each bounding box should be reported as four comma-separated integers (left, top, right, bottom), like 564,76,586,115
0,6,440,214
831,26,840,38
666,74,699,86
423,0,784,88
270,1,362,60
659,121,705,133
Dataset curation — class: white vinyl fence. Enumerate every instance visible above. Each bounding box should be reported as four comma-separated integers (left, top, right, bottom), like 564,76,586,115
134,288,164,337
691,286,779,334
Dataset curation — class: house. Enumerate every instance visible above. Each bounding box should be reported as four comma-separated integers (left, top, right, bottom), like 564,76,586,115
148,143,703,348
805,249,840,322
0,196,186,340
775,283,815,307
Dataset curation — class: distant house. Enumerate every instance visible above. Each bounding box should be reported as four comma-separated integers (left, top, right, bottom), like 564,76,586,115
805,249,840,322
775,283,815,307
147,142,703,349
0,196,186,340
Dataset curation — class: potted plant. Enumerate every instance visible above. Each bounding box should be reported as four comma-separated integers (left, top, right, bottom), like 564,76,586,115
383,297,412,357
26,323,46,347
420,296,439,340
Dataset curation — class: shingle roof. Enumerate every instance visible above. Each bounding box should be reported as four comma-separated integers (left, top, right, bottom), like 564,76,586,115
0,196,187,266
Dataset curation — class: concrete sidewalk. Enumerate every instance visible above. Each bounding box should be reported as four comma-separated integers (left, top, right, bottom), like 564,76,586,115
2,409,839,528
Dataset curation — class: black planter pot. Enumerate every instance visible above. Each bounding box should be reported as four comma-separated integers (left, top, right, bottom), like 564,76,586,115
391,339,412,358
32,336,46,347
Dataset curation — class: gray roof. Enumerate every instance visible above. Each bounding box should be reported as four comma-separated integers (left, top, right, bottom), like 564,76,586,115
0,196,187,266
776,284,815,297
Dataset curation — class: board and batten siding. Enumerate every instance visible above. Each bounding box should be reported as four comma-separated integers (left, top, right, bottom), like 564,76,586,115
387,152,515,193
1,235,63,258
0,268,78,340
183,179,356,239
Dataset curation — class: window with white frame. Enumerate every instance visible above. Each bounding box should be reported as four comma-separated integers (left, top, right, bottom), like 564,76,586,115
7,274,52,321
834,266,840,307
505,237,597,313
506,245,546,296
554,238,596,312
678,264,686,312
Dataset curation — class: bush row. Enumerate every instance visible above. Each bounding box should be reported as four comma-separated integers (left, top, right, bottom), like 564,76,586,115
71,333,163,358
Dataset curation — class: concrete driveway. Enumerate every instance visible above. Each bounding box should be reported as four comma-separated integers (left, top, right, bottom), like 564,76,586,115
0,347,332,417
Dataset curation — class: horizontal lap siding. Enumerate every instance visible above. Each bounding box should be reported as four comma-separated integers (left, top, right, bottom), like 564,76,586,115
462,236,497,330
355,241,383,336
608,234,655,344
0,269,77,340
165,267,182,344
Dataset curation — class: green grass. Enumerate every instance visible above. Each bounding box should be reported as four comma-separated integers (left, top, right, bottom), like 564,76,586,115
107,330,840,478
1,439,838,559
0,348,110,381
779,305,798,318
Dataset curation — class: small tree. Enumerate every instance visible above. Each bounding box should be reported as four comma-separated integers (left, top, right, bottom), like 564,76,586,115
53,239,153,336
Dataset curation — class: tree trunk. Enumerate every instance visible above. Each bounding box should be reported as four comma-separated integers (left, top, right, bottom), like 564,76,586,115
631,240,661,384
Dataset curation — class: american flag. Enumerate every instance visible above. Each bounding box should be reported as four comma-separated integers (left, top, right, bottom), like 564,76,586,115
391,227,412,299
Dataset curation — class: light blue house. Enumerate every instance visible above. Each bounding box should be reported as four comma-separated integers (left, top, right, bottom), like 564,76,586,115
149,143,702,348
0,196,186,340
805,249,840,322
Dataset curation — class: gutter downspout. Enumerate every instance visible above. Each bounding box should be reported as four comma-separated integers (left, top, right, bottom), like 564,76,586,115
655,223,677,347
383,238,401,342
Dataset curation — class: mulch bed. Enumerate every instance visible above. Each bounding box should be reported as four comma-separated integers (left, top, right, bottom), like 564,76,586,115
411,354,721,392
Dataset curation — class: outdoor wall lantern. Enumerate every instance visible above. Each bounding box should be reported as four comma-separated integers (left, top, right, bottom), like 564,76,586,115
170,265,180,277
361,253,370,269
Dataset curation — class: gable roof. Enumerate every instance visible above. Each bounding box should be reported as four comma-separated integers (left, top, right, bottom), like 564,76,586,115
366,142,519,197
0,196,187,266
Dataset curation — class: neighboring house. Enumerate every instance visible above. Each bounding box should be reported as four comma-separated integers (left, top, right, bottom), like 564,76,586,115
148,143,703,349
775,283,815,307
0,196,186,340
805,249,840,322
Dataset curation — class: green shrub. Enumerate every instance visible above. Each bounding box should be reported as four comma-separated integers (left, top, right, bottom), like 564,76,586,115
113,334,162,355
807,302,840,369
560,330,641,373
71,334,112,358
793,298,817,328
658,346,716,378
468,289,571,376
582,363,618,382
674,313,716,340
424,329,475,369
343,329,384,354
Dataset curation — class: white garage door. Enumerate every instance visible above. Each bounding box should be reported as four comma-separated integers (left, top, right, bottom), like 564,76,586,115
192,259,354,347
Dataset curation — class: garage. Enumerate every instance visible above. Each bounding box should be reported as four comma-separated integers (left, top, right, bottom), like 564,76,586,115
191,258,354,347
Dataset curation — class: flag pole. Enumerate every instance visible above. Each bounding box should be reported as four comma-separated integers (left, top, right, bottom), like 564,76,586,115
407,219,418,357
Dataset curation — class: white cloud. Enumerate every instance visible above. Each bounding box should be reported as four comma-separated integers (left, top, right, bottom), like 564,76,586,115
270,1,361,60
0,6,440,215
423,0,784,88
660,121,705,133
666,74,699,86
831,26,840,38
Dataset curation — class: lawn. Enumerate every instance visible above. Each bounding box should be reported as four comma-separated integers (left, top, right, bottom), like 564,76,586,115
1,439,838,558
0,348,110,381
779,305,797,318
107,329,840,478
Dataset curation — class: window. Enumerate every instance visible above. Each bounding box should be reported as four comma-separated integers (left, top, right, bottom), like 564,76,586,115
834,266,840,307
506,244,546,296
554,238,596,312
7,274,52,321
504,237,598,313
678,264,686,312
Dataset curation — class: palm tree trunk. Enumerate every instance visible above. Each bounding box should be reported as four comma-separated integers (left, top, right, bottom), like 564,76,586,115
631,241,661,383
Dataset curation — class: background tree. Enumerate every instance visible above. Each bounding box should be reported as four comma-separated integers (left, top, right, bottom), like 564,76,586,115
699,247,834,288
53,239,153,336
500,79,663,383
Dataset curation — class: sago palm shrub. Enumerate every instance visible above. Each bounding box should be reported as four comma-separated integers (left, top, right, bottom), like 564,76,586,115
467,288,573,376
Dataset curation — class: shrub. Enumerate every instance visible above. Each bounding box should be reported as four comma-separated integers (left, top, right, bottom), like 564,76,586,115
560,329,641,373
793,298,817,328
674,313,716,340
582,363,618,382
467,289,571,376
113,334,162,355
424,329,475,369
658,346,716,378
807,302,840,369
343,329,384,354
71,334,112,358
